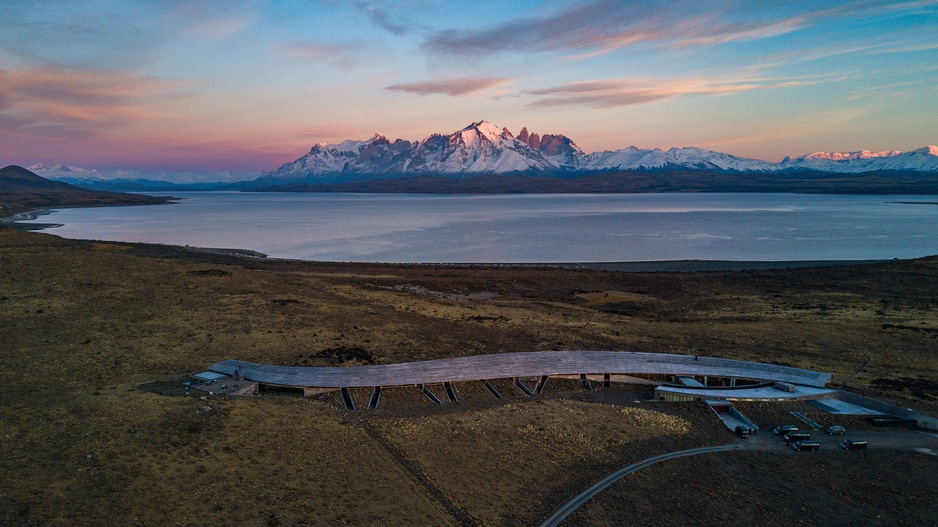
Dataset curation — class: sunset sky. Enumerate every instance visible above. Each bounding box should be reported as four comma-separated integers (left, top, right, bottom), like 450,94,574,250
1,0,937,178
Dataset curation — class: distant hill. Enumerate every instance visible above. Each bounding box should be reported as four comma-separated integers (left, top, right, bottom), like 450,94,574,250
0,165,85,191
0,165,174,218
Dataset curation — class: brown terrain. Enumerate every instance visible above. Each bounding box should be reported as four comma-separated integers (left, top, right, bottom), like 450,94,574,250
1,203,937,525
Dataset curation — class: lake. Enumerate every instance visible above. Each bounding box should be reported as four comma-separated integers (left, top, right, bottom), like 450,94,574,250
21,192,938,263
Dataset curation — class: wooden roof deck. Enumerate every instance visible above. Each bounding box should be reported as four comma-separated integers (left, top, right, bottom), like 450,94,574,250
207,351,831,389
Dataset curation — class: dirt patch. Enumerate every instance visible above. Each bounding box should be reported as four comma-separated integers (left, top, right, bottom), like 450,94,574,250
187,269,232,277
576,290,660,305
311,346,375,364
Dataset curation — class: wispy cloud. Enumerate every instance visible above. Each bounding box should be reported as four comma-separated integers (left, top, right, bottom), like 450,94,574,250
526,76,833,109
386,77,513,96
185,13,255,39
357,1,415,36
281,42,358,69
169,1,261,39
420,0,938,60
845,81,922,100
872,41,938,54
0,66,184,137
421,0,815,59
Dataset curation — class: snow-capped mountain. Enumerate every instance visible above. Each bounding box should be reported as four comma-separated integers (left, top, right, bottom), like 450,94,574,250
265,121,556,182
28,121,938,189
268,120,938,184
267,120,785,182
28,163,261,190
579,146,778,172
28,163,110,183
779,146,938,173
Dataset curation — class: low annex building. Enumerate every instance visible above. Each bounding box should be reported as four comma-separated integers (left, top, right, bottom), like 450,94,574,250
199,351,833,409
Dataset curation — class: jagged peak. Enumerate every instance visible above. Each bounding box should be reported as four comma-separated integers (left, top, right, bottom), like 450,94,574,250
913,145,938,156
457,120,505,144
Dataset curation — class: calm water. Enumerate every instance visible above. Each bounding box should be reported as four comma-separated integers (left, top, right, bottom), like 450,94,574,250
22,192,938,263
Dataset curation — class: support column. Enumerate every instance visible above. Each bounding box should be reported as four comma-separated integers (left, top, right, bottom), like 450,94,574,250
534,375,549,394
481,380,503,399
512,377,533,396
340,387,356,410
443,382,458,403
603,373,611,388
580,373,592,390
367,386,382,409
417,384,443,404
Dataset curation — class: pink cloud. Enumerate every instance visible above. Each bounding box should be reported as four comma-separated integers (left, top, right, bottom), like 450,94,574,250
0,66,185,137
526,76,832,109
386,77,514,96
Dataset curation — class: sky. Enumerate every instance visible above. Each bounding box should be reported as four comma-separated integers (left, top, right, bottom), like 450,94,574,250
1,0,937,179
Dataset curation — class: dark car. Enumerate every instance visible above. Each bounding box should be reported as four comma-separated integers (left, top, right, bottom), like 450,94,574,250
735,425,751,438
824,425,846,435
784,431,811,443
791,440,821,451
774,425,799,436
840,439,868,450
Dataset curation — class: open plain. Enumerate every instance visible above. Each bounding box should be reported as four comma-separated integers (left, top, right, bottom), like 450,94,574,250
1,227,937,526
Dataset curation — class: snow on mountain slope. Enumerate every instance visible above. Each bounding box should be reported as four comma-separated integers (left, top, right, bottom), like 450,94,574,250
266,120,554,179
28,163,254,186
780,145,938,172
580,146,777,172
408,121,552,174
29,163,108,182
268,138,371,178
265,123,938,182
34,123,936,187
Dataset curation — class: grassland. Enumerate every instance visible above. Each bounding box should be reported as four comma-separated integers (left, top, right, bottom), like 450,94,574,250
1,227,937,526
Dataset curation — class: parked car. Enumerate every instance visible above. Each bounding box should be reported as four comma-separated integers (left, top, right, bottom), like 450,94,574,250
774,425,800,436
840,439,868,450
735,425,751,438
824,425,846,435
791,440,821,451
784,431,811,443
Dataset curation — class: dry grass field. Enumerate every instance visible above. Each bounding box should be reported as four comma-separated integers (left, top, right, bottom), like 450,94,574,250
571,450,938,527
2,227,937,526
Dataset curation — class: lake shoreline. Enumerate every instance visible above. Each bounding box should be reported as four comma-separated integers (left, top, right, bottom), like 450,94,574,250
4,192,933,270
0,206,907,272
9,225,898,273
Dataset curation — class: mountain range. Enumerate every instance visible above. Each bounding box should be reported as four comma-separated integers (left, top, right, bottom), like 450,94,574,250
26,120,938,192
259,120,938,185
